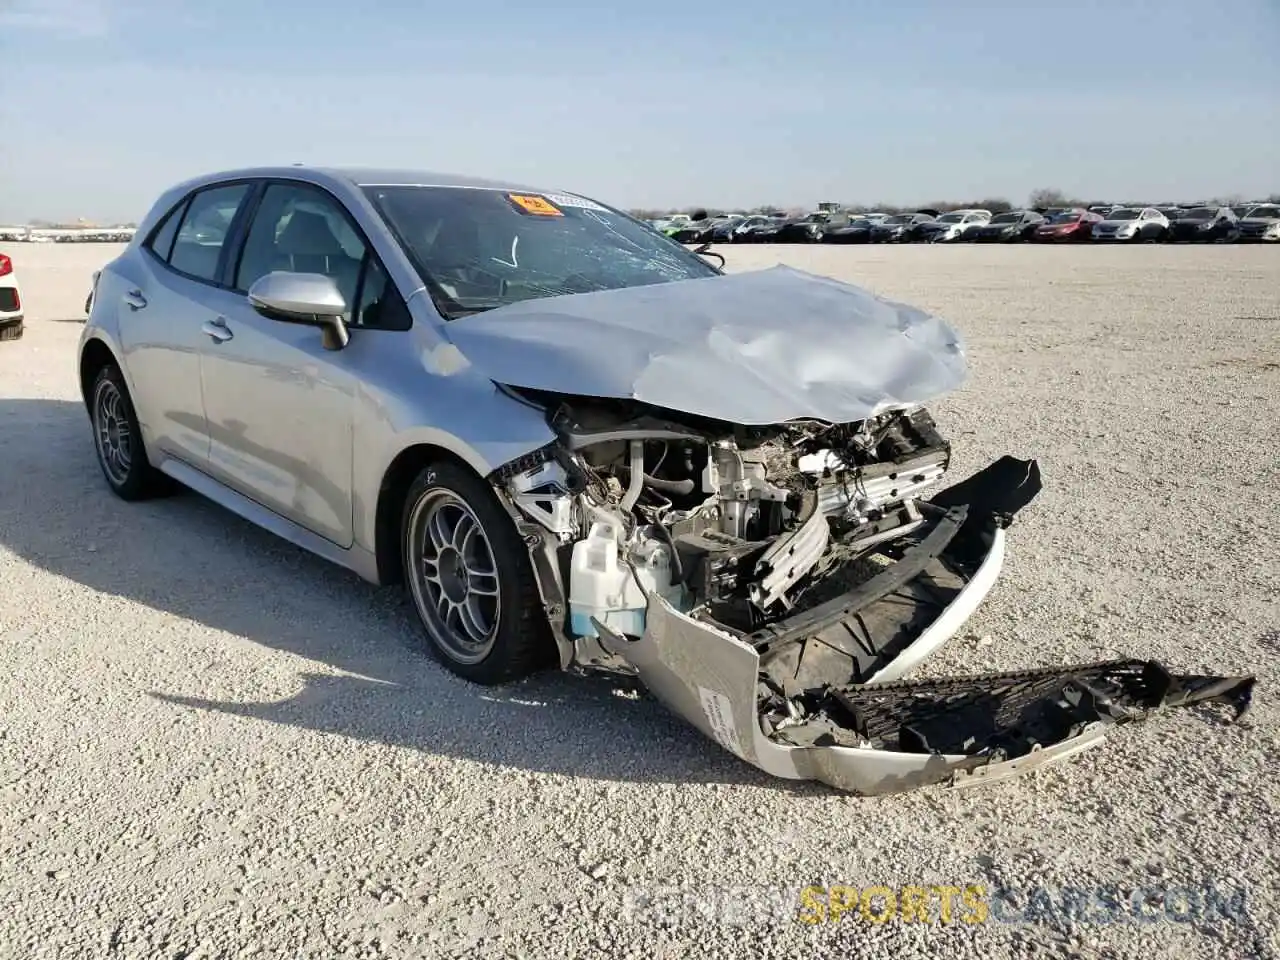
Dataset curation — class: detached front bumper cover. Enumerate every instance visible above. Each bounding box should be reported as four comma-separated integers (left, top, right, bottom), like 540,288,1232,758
826,660,1254,794
603,457,1257,795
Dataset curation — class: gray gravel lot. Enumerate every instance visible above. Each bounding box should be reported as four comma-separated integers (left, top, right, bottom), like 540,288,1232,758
1,241,1277,959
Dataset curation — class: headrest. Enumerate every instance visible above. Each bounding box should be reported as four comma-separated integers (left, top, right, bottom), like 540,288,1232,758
276,210,344,257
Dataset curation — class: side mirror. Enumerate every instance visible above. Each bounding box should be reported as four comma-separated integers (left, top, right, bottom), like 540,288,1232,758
248,272,350,350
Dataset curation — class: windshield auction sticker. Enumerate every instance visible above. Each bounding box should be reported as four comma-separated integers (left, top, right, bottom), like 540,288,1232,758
507,193,564,217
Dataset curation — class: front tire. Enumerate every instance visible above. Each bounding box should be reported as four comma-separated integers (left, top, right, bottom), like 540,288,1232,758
89,364,173,500
401,461,550,685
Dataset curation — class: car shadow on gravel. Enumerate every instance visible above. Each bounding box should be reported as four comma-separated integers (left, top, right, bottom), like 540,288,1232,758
0,398,826,795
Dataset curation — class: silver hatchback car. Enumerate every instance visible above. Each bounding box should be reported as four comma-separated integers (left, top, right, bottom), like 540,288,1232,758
79,166,1251,795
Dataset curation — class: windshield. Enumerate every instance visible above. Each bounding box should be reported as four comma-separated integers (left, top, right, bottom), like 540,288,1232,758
1245,205,1280,219
989,212,1021,224
884,214,913,224
1184,207,1218,219
936,213,964,223
1051,210,1082,223
1107,209,1141,220
366,186,720,318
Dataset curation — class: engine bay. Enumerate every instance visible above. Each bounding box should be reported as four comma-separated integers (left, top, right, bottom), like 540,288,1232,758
492,389,953,669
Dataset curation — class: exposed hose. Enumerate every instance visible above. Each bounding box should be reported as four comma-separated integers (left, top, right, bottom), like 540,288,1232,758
652,516,687,586
627,471,696,497
619,440,645,513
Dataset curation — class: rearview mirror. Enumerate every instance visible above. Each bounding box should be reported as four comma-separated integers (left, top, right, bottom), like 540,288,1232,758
247,272,350,350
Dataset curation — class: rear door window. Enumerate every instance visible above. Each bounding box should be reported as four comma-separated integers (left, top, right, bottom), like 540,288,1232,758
168,184,252,283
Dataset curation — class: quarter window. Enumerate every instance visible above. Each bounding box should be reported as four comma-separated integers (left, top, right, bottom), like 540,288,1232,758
168,184,251,282
145,200,186,262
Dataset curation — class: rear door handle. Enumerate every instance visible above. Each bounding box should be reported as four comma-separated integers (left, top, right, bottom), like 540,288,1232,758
123,289,147,311
201,316,233,344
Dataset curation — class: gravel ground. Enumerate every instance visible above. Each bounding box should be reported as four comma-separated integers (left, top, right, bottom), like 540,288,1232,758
1,241,1277,959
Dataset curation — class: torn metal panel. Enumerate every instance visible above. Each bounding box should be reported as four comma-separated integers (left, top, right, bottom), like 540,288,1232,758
444,265,967,425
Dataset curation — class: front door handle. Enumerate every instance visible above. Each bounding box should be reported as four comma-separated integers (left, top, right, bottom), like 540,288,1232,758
202,316,233,343
123,289,147,311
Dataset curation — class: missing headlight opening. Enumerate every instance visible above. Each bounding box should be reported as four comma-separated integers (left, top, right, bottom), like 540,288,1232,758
489,393,1254,796
505,396,952,641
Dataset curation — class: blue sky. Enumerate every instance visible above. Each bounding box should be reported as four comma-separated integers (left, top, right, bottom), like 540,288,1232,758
2,0,1277,221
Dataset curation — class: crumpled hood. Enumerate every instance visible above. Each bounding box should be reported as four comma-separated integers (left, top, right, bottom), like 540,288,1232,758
442,264,967,425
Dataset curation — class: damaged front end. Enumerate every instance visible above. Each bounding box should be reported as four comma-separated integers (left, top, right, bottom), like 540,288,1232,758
486,395,1254,795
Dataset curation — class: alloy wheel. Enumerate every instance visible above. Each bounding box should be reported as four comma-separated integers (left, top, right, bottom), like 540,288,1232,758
93,379,133,487
407,488,502,665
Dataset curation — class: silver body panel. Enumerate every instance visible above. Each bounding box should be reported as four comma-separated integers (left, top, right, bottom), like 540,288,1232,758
79,164,1233,797
601,530,1042,796
444,265,968,425
79,166,561,582
80,167,968,579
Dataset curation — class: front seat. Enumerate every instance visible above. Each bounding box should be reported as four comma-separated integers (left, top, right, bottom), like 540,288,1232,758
272,210,361,305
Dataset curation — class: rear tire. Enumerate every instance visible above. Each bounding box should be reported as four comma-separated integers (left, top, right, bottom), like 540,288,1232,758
401,461,551,685
89,364,174,500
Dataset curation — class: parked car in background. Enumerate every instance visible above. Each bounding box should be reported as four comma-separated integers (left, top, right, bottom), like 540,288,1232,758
916,209,992,243
899,209,944,242
0,253,23,341
967,209,1045,243
1236,203,1280,242
1033,208,1102,242
1091,207,1169,242
1164,205,1240,242
870,212,934,243
728,216,778,242
739,218,790,243
670,212,716,243
750,213,829,243
821,216,877,244
778,213,832,243
708,217,746,241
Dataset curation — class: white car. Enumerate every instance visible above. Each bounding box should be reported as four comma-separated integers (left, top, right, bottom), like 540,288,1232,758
1236,203,1280,242
1091,207,1169,242
0,252,22,341
918,209,992,243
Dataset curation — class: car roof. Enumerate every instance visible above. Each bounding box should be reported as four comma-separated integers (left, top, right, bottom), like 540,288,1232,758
172,164,563,196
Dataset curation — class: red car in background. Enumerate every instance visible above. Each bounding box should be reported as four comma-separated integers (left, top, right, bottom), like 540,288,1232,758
1034,208,1102,242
